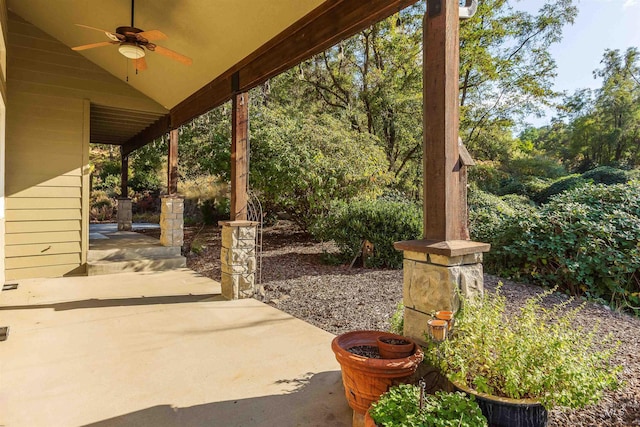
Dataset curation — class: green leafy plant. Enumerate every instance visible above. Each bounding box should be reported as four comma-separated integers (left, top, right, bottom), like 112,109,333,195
500,182,640,312
423,286,622,409
581,166,629,185
369,385,487,427
533,174,587,204
312,198,422,268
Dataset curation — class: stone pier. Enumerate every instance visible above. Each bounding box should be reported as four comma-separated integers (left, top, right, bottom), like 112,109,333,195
160,196,184,247
117,198,132,231
219,220,258,300
394,240,490,346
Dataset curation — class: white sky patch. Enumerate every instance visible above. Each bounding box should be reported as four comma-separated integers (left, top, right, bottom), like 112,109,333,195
623,0,638,7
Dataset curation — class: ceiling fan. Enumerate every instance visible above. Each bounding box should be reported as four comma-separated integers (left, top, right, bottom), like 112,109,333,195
71,0,192,71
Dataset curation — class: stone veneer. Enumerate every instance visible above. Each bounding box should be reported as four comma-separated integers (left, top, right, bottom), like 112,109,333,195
395,240,490,346
160,196,184,247
117,198,132,231
219,220,258,300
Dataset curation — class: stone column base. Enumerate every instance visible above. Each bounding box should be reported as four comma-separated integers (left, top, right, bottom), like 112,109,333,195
160,196,184,247
117,198,132,231
219,220,258,300
394,240,490,346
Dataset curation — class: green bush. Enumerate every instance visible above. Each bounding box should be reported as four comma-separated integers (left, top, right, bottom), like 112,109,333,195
250,108,390,229
504,155,566,180
493,182,640,313
533,174,587,204
312,199,422,268
468,163,509,195
581,166,629,185
369,385,487,427
468,186,534,245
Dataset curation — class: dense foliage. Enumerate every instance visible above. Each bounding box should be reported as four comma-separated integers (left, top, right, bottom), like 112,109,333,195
471,181,640,313
250,108,390,227
369,385,487,427
424,287,621,409
311,199,422,268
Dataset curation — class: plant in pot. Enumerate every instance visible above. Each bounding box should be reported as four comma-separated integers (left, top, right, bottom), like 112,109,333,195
423,285,622,427
366,384,488,427
331,331,424,415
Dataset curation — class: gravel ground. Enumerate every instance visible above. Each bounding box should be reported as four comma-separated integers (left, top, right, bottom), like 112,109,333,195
169,222,640,427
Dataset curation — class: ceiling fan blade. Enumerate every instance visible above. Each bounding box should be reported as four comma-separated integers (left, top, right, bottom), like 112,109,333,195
136,30,168,42
75,24,124,41
153,45,193,65
71,41,118,51
134,57,148,72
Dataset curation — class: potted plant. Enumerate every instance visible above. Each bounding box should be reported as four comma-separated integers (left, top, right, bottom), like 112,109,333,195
331,331,423,414
423,285,622,427
366,384,488,427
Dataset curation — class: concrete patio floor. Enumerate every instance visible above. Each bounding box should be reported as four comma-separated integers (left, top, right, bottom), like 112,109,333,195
0,269,351,426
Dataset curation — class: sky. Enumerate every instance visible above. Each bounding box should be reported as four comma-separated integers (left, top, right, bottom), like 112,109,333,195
520,0,640,127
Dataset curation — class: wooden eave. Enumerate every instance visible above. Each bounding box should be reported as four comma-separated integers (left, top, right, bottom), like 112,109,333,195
122,0,418,155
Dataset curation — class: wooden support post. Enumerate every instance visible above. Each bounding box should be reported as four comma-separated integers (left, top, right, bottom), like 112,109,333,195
231,91,249,221
168,128,179,195
120,147,128,197
423,0,463,241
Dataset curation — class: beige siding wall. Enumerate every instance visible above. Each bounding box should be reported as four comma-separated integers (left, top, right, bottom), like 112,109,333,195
0,0,7,283
5,13,165,280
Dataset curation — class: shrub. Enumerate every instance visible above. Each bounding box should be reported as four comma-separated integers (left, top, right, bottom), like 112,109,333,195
369,385,487,427
581,166,629,185
533,174,587,204
468,186,534,245
494,182,640,312
90,191,115,222
312,199,422,268
250,108,391,229
504,155,566,180
468,162,509,195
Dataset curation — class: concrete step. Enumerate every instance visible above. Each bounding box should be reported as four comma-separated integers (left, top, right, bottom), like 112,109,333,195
88,246,181,262
87,255,187,276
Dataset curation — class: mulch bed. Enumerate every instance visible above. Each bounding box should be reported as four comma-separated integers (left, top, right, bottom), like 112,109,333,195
145,221,640,427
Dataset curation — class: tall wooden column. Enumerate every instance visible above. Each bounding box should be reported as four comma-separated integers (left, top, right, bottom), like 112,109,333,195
220,91,256,300
168,128,179,195
161,128,184,247
423,0,463,241
120,147,128,197
117,146,132,231
394,0,489,349
231,92,249,221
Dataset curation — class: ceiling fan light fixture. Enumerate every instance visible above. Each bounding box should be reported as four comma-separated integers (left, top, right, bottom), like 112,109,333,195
118,43,145,59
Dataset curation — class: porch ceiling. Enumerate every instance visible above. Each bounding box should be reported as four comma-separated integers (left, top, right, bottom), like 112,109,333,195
90,104,166,146
8,0,417,153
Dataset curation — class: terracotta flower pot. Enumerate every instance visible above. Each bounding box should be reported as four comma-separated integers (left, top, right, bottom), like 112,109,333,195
454,382,548,427
376,335,415,359
435,310,455,331
331,331,423,414
427,319,448,342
